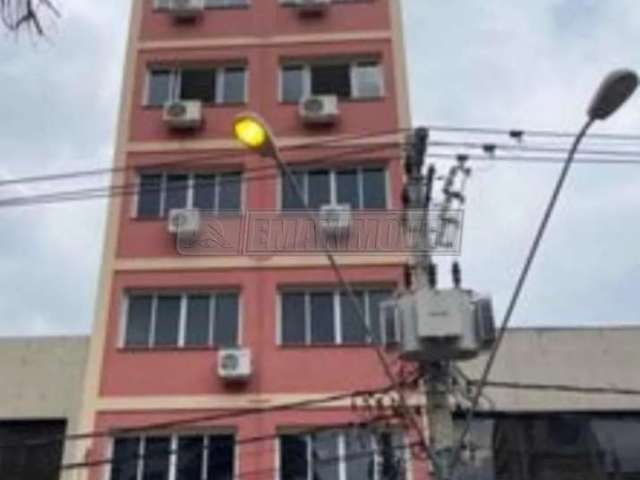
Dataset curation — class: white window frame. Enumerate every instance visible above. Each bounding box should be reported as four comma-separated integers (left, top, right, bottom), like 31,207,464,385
134,170,244,218
279,58,384,102
277,287,395,346
121,290,241,349
144,65,248,107
278,165,389,210
108,431,237,480
276,429,408,480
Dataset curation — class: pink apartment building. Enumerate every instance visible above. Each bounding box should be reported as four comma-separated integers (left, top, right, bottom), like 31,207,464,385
77,1,427,479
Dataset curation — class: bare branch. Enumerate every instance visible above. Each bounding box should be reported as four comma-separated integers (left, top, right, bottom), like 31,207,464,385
1,0,59,35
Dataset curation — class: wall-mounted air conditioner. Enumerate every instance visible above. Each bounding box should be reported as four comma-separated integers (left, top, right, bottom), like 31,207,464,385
217,349,252,382
318,204,352,236
163,100,203,130
169,0,204,20
299,95,339,125
167,209,201,235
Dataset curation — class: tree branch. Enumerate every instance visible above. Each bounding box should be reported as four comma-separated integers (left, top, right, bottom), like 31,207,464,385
1,0,59,35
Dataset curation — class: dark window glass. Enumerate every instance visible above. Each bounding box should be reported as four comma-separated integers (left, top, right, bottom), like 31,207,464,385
311,64,351,98
165,174,188,215
222,68,246,103
138,174,163,218
311,431,339,480
111,437,140,480
362,168,386,209
214,293,239,347
185,295,211,347
218,173,241,212
310,292,335,344
369,290,393,345
154,296,181,347
142,437,171,480
280,435,308,480
307,170,330,209
336,169,360,208
281,293,306,345
125,296,153,347
282,66,304,103
378,431,405,480
341,291,366,344
207,435,235,480
193,174,217,211
177,436,203,480
345,430,375,480
282,171,306,210
148,70,172,107
180,68,216,103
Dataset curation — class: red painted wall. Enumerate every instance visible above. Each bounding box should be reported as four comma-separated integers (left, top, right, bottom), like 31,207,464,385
100,265,404,397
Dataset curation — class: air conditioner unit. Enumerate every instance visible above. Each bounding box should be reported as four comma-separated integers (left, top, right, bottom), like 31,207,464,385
293,0,330,16
163,100,203,130
218,349,252,382
169,0,204,20
318,204,352,235
299,95,339,125
167,209,201,235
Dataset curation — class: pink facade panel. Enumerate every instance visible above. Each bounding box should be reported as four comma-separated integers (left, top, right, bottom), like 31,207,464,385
129,41,399,142
139,0,391,42
100,266,403,396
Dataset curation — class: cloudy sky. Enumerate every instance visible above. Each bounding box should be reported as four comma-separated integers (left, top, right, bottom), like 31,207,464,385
0,0,638,336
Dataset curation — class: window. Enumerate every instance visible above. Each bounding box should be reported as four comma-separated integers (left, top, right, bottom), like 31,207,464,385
146,66,247,106
0,421,66,480
280,60,383,102
154,0,248,9
136,171,241,218
279,429,406,480
123,292,240,348
281,167,387,210
279,288,396,346
110,434,235,480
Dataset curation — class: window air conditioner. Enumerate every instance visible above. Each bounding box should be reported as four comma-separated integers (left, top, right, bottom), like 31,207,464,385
293,0,331,16
167,209,201,235
299,95,339,125
218,349,252,382
163,100,203,130
318,204,352,235
169,0,204,20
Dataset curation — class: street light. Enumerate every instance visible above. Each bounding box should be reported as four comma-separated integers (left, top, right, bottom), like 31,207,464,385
233,113,278,159
448,68,638,479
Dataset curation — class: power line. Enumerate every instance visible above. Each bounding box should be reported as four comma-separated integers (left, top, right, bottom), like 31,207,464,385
62,420,421,480
0,384,399,450
268,140,435,468
429,124,640,141
0,143,405,209
429,140,640,158
0,128,409,189
61,414,397,472
426,152,640,166
448,118,595,475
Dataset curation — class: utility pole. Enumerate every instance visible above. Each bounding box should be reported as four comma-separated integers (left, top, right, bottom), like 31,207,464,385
403,128,456,480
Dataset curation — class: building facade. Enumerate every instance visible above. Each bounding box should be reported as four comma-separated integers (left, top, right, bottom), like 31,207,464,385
0,336,88,480
456,328,640,480
77,1,420,479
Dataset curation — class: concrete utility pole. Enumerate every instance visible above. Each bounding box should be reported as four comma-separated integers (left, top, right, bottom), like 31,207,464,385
403,128,456,480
